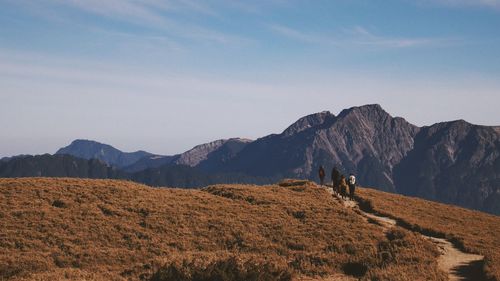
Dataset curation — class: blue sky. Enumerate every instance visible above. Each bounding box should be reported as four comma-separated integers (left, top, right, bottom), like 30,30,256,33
1,0,499,157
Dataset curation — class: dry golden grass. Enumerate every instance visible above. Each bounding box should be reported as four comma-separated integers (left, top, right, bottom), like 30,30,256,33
356,187,500,281
1,178,446,280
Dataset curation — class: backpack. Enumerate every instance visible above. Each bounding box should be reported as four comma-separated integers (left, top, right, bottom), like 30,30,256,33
349,175,356,185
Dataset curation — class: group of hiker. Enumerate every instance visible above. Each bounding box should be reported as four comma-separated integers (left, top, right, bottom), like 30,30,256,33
318,166,356,200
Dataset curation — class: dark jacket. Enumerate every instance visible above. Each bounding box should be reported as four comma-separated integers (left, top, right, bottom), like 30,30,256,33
332,167,340,186
319,167,325,179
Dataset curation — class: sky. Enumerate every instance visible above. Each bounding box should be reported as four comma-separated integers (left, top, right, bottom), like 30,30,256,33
1,0,500,157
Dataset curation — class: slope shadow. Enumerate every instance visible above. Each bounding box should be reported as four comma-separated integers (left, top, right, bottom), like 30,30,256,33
341,262,368,278
453,260,492,281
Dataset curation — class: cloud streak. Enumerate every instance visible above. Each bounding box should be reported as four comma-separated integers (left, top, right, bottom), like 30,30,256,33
269,24,458,49
9,0,252,46
268,24,339,45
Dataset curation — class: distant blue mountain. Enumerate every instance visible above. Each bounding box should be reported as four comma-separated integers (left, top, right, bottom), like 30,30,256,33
55,139,154,168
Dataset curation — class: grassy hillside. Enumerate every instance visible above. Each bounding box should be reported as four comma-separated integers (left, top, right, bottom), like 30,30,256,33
356,187,500,281
0,178,486,281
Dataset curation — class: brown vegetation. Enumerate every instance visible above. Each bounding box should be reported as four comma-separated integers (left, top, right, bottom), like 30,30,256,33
356,187,500,281
0,178,451,280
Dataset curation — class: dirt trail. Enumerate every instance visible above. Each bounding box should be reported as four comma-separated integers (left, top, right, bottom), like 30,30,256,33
324,186,485,281
424,236,484,281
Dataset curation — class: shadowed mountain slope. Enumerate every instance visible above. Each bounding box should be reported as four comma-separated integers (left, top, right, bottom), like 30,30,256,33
123,138,252,173
0,154,125,179
121,155,176,173
0,154,270,188
174,138,252,167
394,120,500,214
131,164,273,188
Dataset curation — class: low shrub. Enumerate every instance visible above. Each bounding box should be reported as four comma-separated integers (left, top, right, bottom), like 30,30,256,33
151,255,292,281
52,199,67,208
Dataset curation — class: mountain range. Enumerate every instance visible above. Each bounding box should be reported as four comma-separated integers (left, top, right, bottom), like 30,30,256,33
55,139,154,168
1,104,498,215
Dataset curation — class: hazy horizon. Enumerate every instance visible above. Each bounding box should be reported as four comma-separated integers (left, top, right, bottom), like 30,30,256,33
0,103,497,158
1,1,499,157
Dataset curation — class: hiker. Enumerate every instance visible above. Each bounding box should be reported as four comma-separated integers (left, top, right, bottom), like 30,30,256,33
339,175,348,200
331,167,340,194
318,166,326,186
348,173,356,200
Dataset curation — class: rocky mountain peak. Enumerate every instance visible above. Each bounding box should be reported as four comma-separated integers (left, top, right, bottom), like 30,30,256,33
70,139,101,146
421,119,473,139
227,138,253,144
337,104,391,120
56,139,153,168
282,111,335,137
57,139,116,156
175,138,252,167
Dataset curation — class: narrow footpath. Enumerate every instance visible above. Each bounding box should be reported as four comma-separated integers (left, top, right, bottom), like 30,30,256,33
324,186,485,281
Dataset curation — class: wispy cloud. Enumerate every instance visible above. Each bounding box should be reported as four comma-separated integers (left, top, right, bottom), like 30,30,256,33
415,0,500,9
269,24,458,49
58,0,169,25
55,0,223,23
9,0,252,46
176,0,219,16
221,0,293,15
268,24,339,45
345,26,458,48
0,49,278,100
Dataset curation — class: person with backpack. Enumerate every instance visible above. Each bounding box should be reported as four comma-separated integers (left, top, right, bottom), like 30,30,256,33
318,166,326,186
348,173,356,200
331,166,340,194
339,175,348,200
